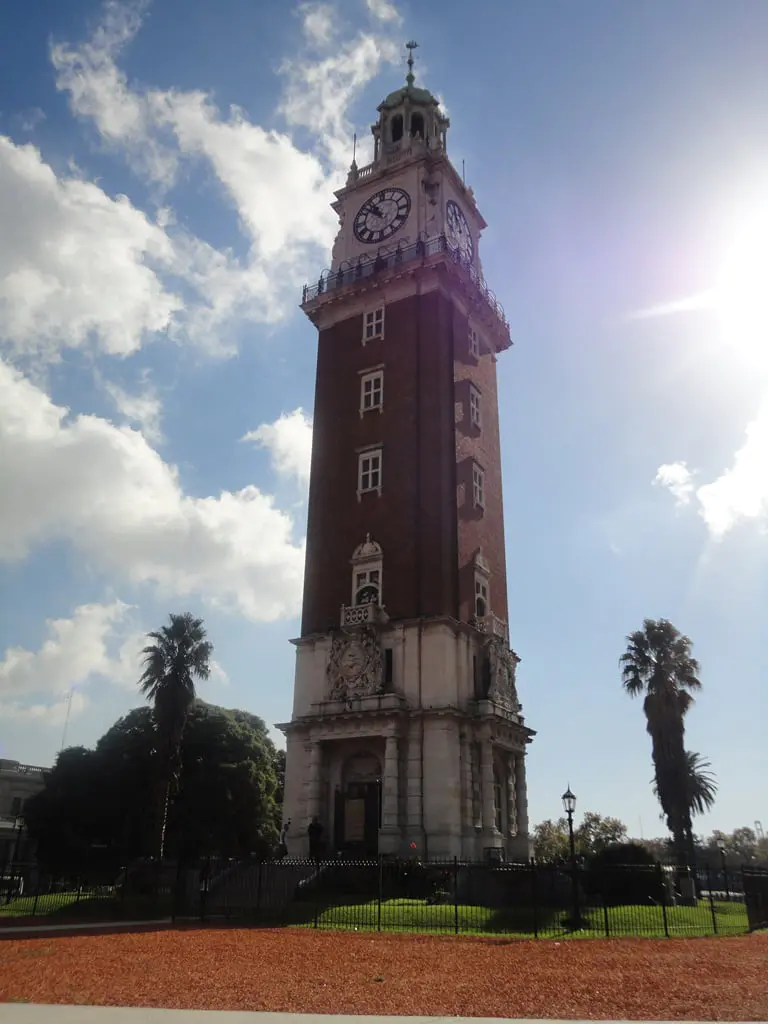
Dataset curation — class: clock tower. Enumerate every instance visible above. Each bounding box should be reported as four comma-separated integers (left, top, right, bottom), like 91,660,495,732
279,47,535,862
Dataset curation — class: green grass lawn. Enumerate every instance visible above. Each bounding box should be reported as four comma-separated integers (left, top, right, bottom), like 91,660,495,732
287,897,749,938
0,889,172,922
0,891,111,918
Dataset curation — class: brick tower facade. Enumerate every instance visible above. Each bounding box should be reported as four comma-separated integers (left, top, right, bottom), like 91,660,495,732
279,54,535,862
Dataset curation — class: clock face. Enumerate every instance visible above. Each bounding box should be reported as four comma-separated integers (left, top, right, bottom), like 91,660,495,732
353,188,411,245
446,199,475,263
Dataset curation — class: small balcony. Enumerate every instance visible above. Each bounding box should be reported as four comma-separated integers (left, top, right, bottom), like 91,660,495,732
301,233,510,342
341,603,390,629
470,612,509,643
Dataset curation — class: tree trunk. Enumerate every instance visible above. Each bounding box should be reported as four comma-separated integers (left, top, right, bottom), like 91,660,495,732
158,776,171,860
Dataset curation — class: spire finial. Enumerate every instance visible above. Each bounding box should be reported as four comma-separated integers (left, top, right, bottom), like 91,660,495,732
405,40,418,86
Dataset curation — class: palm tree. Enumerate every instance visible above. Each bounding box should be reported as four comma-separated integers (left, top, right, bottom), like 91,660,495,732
653,750,717,870
139,613,213,859
620,618,702,864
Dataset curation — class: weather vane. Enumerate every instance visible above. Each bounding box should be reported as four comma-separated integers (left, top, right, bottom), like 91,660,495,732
405,40,419,86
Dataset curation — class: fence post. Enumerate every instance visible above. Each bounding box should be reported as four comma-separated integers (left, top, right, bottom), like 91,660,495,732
453,858,459,935
706,863,718,934
31,871,41,917
656,862,669,938
200,856,210,923
377,855,383,933
531,863,539,939
602,897,610,938
171,858,183,923
255,860,263,919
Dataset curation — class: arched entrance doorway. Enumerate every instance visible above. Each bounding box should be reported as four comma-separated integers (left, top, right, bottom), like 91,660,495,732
334,753,382,858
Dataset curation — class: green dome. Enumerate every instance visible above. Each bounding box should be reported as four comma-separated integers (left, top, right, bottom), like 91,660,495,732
381,83,437,109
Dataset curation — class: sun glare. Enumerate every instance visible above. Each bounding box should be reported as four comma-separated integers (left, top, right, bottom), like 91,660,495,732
713,208,768,367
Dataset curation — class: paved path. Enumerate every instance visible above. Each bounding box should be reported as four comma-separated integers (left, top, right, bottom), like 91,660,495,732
0,1010,752,1024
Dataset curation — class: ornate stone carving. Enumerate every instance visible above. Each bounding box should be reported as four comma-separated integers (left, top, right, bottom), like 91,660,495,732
487,639,521,712
327,626,384,700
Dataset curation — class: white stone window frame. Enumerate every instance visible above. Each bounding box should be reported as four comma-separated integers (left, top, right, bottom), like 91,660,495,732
469,383,482,430
468,323,481,359
359,365,384,416
363,306,385,344
472,461,486,510
352,562,383,607
357,446,383,499
474,570,489,618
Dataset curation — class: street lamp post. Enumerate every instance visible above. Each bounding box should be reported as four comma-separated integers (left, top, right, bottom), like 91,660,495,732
12,816,24,867
562,786,583,930
717,839,729,901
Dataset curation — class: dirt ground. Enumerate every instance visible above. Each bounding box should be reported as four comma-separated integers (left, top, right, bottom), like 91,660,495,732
1,926,766,1020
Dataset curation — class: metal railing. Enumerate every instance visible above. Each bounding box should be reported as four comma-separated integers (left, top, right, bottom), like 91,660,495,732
301,233,509,334
2,854,758,937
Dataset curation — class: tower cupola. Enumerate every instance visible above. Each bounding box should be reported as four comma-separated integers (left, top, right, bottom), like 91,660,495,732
370,41,450,166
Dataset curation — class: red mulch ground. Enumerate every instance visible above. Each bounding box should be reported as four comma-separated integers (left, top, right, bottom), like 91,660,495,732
1,927,767,1019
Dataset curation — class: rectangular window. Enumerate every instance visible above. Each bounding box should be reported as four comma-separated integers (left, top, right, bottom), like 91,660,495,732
469,384,482,429
469,324,480,359
475,576,489,617
358,449,382,495
384,648,393,685
472,463,485,509
361,370,384,412
363,307,385,343
10,796,22,817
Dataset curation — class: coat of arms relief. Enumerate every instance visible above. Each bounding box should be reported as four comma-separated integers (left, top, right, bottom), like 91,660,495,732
327,625,384,700
486,638,521,712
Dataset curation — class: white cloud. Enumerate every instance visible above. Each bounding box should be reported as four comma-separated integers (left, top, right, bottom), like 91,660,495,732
0,135,181,359
655,402,768,537
103,371,163,443
241,408,313,487
278,23,400,169
654,462,695,507
366,0,402,23
0,359,305,621
300,2,337,46
49,0,361,338
0,601,141,726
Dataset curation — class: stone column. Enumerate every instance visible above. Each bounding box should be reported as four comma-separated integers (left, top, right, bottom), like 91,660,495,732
307,741,322,823
460,730,474,838
381,734,399,830
507,754,518,836
481,737,497,835
514,752,529,836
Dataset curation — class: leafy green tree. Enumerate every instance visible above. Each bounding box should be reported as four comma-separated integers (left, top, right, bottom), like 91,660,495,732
578,811,628,853
24,701,281,871
620,618,702,864
533,812,629,862
139,613,213,858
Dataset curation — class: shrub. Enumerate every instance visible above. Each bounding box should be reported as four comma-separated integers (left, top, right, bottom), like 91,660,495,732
584,843,667,907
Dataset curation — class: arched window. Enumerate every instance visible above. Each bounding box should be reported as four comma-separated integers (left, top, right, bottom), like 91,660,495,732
410,112,425,138
391,114,403,143
351,534,383,607
475,576,488,618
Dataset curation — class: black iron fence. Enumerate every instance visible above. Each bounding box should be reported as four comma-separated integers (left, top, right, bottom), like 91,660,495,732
1,855,763,939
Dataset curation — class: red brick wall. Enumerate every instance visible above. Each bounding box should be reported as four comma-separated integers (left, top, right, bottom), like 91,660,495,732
453,307,509,625
301,281,509,636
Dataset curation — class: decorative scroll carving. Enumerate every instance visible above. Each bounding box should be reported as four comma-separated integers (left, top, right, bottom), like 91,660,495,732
487,638,521,712
327,625,384,700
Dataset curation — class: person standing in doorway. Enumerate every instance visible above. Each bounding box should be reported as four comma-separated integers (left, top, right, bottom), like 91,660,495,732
308,816,324,860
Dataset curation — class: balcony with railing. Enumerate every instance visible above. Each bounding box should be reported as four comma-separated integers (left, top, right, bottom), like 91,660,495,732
301,233,510,339
340,603,389,629
470,612,509,644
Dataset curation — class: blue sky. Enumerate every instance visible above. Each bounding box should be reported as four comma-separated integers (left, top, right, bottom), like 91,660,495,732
1,0,766,841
